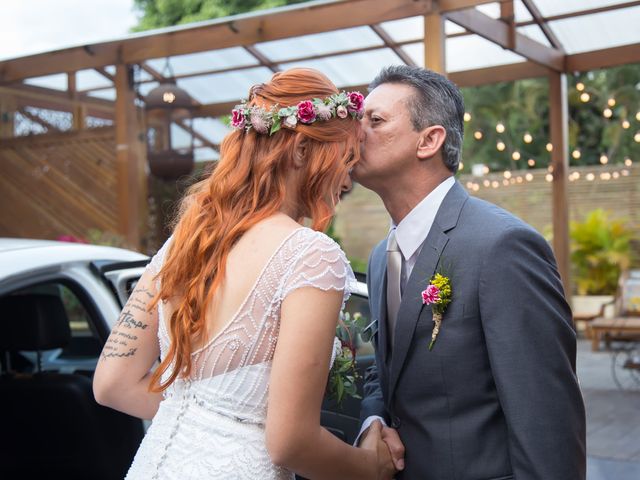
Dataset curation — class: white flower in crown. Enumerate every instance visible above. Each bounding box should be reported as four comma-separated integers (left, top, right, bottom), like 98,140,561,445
315,101,333,121
283,115,297,129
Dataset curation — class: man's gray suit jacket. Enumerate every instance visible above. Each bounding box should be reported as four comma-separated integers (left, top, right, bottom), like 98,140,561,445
361,181,586,480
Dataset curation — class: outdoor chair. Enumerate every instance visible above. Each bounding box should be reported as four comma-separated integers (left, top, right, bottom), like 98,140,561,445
589,269,640,352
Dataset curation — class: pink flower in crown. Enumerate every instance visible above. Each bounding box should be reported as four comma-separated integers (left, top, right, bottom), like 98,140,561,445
250,107,270,134
347,92,364,114
421,284,441,305
297,100,317,124
316,103,333,121
336,105,348,119
231,108,245,129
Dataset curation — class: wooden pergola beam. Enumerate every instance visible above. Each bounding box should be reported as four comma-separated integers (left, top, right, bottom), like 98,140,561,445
371,24,416,67
244,45,279,73
0,83,115,115
566,43,640,73
445,8,565,71
549,71,571,298
16,106,61,132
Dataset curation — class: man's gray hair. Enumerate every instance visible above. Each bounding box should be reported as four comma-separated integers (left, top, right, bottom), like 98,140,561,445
369,65,465,173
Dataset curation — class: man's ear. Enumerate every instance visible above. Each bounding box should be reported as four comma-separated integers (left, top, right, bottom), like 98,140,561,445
416,125,446,160
292,135,307,168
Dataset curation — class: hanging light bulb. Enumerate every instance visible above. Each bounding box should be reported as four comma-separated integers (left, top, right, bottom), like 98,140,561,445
546,143,553,152
474,130,483,140
586,173,595,181
497,141,506,151
525,173,534,181
580,92,590,103
634,132,640,143
603,108,613,118
624,157,633,166
599,154,608,165
512,151,521,161
523,133,533,144
572,149,581,159
496,122,505,133
608,98,616,107
576,82,585,91
528,158,536,167
545,174,553,182
463,112,472,122
622,120,630,129
504,170,512,179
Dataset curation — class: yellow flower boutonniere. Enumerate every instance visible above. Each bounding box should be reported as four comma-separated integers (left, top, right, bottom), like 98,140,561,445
421,273,452,350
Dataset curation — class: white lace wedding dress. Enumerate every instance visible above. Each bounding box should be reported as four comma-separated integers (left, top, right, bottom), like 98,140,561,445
125,227,355,480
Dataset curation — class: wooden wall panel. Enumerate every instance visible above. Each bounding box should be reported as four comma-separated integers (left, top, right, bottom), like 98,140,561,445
0,127,120,241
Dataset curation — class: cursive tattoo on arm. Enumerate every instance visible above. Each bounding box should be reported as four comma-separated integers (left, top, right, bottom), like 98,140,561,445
100,287,156,362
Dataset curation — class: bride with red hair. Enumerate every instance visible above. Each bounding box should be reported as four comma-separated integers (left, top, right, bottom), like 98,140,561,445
94,68,395,479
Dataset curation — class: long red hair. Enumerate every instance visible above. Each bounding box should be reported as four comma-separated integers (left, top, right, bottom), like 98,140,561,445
149,68,361,391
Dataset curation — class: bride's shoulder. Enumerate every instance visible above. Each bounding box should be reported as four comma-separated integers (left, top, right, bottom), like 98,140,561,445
293,227,346,256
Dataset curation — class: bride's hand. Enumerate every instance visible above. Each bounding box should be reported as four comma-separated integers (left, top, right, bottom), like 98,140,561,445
359,420,396,480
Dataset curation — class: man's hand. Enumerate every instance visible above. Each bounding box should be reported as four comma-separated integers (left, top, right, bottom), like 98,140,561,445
361,424,405,471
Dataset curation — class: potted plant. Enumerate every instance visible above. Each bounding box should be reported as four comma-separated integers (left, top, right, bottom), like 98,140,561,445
570,209,633,322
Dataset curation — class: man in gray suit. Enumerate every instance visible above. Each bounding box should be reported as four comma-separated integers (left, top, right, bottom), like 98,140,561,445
353,65,586,479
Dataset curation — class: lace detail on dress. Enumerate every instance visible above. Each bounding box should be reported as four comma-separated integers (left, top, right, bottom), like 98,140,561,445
126,227,355,480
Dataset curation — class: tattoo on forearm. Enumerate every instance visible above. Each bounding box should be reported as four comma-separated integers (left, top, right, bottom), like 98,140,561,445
100,287,155,361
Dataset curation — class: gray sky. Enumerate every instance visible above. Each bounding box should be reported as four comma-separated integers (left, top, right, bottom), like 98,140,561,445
0,0,137,61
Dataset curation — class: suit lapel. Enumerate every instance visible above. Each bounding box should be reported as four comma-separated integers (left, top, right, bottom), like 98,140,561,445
387,181,469,398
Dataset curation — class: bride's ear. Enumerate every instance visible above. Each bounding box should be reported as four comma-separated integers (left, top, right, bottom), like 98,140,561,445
292,135,308,168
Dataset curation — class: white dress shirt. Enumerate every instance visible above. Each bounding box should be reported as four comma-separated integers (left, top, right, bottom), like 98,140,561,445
356,176,455,444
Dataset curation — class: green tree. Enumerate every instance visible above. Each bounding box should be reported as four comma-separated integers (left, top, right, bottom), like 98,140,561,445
132,0,311,31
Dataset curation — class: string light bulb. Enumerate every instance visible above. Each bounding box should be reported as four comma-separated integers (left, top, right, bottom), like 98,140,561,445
612,171,620,179
504,170,512,179
528,158,536,167
580,92,590,103
625,157,633,166
608,98,616,107
459,162,464,171
622,120,630,129
600,154,608,164
512,151,521,161
525,173,533,181
603,108,613,118
586,173,595,181
636,111,640,121
474,130,483,140
523,133,533,143
464,112,472,122
576,82,585,91
497,141,506,151
545,174,553,182
572,149,581,159
546,143,553,152
634,132,640,143
496,123,505,133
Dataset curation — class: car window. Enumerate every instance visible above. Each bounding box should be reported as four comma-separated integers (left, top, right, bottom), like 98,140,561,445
7,282,102,373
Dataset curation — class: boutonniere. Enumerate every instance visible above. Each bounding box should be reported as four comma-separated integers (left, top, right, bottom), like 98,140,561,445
421,273,452,350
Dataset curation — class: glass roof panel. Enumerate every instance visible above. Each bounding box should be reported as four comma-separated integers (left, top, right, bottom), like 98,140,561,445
86,88,116,101
254,27,383,63
193,118,231,145
514,0,534,22
402,35,525,72
533,0,633,17
76,69,112,91
147,47,259,76
279,48,403,88
517,24,552,48
379,16,422,43
24,73,67,91
547,6,640,54
176,67,274,104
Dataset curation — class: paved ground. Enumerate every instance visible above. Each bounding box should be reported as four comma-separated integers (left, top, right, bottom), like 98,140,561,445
576,339,640,479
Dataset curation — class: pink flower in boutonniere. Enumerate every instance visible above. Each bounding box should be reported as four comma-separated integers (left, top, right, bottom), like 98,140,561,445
421,273,452,350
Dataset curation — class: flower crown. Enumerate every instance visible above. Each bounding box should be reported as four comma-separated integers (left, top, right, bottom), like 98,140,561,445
230,91,365,136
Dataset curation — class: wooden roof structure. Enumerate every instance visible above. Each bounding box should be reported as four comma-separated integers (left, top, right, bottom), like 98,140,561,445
1,0,639,294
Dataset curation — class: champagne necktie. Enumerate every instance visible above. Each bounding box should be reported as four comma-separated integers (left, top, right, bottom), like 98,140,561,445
386,229,402,348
